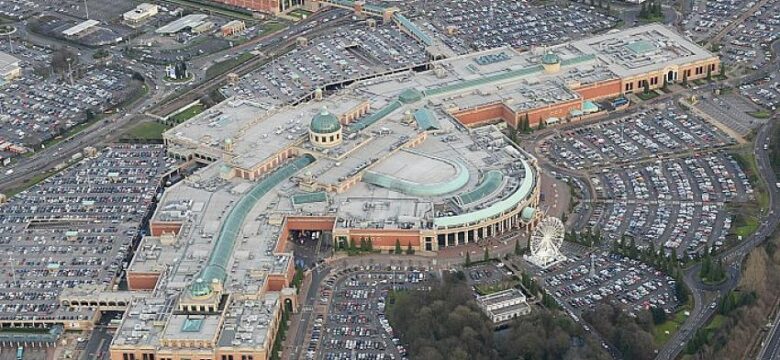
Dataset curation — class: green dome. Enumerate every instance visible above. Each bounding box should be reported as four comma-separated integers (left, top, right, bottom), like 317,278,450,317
398,88,423,104
541,52,560,65
310,107,341,134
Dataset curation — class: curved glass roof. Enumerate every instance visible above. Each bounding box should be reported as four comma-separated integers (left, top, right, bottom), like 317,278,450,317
362,155,469,197
434,158,535,228
521,206,537,221
190,154,316,297
454,170,504,207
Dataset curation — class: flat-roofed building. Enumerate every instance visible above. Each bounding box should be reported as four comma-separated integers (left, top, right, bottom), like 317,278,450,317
156,14,208,35
0,51,21,81
208,0,303,15
62,19,100,37
476,288,531,323
123,3,159,24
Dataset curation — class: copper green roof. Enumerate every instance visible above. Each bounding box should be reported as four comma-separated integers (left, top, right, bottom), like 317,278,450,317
291,191,328,205
541,52,560,65
310,108,341,134
521,207,537,221
455,170,504,206
190,155,315,297
413,108,440,130
398,88,423,104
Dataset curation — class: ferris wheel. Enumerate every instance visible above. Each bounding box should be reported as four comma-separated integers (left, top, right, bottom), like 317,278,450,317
529,217,565,266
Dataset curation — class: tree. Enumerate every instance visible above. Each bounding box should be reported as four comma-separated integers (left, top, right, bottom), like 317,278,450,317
51,46,78,75
465,252,471,266
682,71,688,87
643,79,650,94
514,237,521,255
366,237,373,251
406,243,414,255
349,237,356,251
639,2,648,18
394,239,402,255
483,247,490,262
706,66,712,81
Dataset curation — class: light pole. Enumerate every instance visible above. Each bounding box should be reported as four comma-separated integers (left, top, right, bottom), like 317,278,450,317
84,0,90,19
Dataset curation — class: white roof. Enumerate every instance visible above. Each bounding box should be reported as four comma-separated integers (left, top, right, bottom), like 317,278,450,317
156,14,208,34
62,19,99,36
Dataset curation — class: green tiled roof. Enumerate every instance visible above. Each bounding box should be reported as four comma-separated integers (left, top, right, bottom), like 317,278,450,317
423,65,544,97
413,108,440,130
181,318,204,332
347,100,402,132
292,191,328,205
434,158,536,228
190,155,315,297
455,170,504,206
626,40,657,55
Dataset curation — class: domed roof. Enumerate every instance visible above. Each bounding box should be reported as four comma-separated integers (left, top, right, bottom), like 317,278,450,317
541,52,561,65
310,107,341,134
398,88,423,104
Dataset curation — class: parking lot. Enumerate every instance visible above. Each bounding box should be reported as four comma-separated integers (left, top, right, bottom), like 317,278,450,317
411,1,617,54
683,0,755,43
541,251,678,316
0,63,142,159
696,93,768,136
573,149,752,256
717,0,778,71
740,72,780,111
539,104,735,170
307,266,433,360
0,144,170,321
221,22,427,104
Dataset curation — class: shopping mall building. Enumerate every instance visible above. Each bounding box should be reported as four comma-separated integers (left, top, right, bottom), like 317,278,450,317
110,23,717,360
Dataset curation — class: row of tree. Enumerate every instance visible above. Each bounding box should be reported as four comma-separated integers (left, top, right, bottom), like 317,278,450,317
639,0,663,20
564,229,604,247
611,236,689,304
699,252,727,284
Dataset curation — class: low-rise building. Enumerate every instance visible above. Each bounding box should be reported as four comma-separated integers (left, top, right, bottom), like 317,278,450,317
123,3,159,24
0,51,20,81
476,288,531,323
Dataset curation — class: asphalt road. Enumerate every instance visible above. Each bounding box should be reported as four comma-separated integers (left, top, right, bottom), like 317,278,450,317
290,264,331,360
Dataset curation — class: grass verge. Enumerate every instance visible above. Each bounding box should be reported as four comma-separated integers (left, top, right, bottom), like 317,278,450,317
205,52,254,79
748,110,772,119
637,91,659,101
653,306,690,345
123,122,169,141
170,104,205,124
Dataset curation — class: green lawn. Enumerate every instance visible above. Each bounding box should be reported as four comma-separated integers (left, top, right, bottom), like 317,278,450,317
288,9,312,20
205,52,255,79
653,308,690,345
169,104,205,124
122,122,170,141
748,110,772,119
157,0,254,20
261,21,287,35
637,91,659,101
